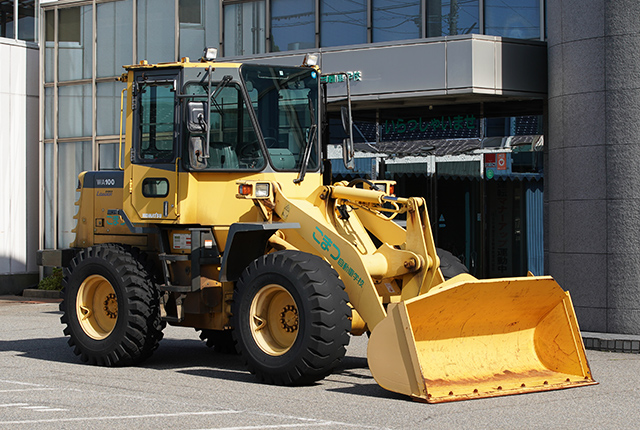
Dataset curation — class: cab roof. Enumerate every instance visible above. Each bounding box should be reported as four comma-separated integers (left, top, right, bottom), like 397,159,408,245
123,58,242,71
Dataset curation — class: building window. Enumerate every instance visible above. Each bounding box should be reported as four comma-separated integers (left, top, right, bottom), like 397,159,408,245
0,1,14,39
485,0,540,40
58,141,92,248
320,0,367,47
270,0,314,52
372,0,421,43
223,0,265,57
179,0,202,25
428,0,480,37
44,9,53,82
179,0,220,61
137,0,175,63
58,7,81,42
1,0,38,42
58,6,93,82
97,0,133,78
58,84,92,139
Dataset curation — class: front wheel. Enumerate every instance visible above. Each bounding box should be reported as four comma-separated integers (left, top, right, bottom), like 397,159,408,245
231,250,351,385
60,245,163,366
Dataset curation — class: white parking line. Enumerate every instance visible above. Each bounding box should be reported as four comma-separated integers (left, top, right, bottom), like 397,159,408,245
194,424,335,430
0,379,43,387
0,388,58,393
33,408,69,412
250,412,381,429
0,410,243,425
19,406,69,412
0,381,379,429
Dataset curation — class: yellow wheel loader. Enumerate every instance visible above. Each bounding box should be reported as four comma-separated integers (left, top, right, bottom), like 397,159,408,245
38,51,596,403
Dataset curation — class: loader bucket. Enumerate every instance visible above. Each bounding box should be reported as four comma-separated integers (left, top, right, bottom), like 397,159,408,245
367,275,597,403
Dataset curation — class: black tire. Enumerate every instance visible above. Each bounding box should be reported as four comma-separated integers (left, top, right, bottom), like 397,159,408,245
60,245,164,366
436,247,470,280
231,250,351,385
100,243,163,285
196,329,238,354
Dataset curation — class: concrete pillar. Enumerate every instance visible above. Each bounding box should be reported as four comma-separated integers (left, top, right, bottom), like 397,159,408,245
547,0,640,334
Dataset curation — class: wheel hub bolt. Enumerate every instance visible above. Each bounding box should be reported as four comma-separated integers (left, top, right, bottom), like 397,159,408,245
103,293,118,319
280,305,298,332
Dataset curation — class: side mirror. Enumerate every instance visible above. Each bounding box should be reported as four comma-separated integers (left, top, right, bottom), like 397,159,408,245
187,101,207,133
341,106,354,170
340,105,350,135
342,138,355,170
189,137,207,170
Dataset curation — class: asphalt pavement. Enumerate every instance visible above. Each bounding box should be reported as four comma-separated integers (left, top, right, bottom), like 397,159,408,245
1,296,639,429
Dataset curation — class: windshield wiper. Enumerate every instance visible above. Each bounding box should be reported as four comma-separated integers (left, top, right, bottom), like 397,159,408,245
203,71,232,160
294,98,317,184
294,124,317,184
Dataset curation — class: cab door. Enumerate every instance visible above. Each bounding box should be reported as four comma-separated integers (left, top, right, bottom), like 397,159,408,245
130,70,180,221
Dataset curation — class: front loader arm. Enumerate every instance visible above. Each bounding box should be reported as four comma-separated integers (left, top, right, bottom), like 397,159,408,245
398,197,444,299
272,188,389,330
266,183,444,331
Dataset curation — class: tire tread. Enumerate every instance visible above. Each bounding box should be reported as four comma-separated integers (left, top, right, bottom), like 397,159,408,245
59,245,163,367
231,250,351,386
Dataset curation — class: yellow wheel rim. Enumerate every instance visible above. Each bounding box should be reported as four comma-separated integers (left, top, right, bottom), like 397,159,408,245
76,274,118,340
250,284,298,356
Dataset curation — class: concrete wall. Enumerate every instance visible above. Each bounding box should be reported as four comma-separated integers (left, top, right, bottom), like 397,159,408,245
547,0,640,334
0,39,39,294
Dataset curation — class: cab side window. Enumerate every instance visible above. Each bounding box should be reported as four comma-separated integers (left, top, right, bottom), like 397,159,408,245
139,83,176,162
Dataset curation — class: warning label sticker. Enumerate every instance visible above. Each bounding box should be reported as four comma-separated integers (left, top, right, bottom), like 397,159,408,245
173,233,191,250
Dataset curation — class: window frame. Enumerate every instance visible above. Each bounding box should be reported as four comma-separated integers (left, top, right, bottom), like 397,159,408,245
132,71,181,165
142,177,170,198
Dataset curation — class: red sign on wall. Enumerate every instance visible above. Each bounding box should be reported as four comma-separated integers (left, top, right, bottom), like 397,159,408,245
497,153,507,171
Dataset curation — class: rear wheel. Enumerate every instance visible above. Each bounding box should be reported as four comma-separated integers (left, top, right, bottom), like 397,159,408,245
232,250,351,385
60,245,163,366
436,248,469,280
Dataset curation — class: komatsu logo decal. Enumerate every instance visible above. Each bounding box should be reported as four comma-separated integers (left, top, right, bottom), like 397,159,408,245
313,226,364,287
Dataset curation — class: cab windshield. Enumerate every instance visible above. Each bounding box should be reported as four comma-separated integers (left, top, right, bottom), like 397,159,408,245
240,64,319,171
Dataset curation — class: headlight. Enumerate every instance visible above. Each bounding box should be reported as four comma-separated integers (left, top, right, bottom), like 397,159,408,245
255,183,270,198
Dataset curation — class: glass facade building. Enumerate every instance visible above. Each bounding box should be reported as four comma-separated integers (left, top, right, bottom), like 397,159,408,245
41,0,545,258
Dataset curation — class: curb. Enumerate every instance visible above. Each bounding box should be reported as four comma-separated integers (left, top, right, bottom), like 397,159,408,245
582,331,640,354
21,289,62,299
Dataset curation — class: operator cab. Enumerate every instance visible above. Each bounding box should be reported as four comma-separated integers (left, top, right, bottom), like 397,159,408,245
129,60,320,177
122,52,352,224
